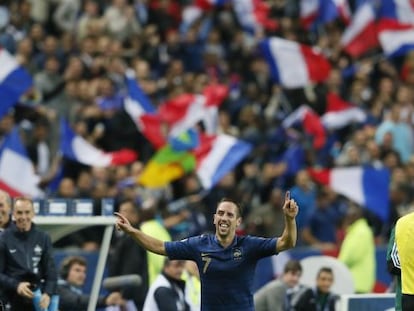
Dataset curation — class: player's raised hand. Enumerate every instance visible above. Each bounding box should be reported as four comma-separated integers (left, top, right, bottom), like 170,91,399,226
114,212,133,233
282,191,299,220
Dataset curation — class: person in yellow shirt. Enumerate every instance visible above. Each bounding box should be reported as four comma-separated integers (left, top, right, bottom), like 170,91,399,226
338,202,375,293
395,211,414,310
140,198,172,285
182,260,201,311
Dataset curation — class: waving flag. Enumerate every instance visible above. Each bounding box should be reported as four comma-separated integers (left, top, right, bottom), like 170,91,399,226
233,0,278,35
300,0,350,30
308,166,390,221
139,145,196,188
123,69,165,148
0,48,33,119
181,0,230,31
300,0,319,29
60,120,138,167
340,2,378,58
195,0,229,10
259,37,331,88
139,132,252,189
159,84,228,137
139,130,199,188
195,134,252,189
321,93,367,129
378,0,414,24
332,0,351,23
378,20,414,57
282,105,326,149
0,128,44,198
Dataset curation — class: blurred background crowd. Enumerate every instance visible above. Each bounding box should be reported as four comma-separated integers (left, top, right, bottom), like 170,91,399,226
0,0,413,266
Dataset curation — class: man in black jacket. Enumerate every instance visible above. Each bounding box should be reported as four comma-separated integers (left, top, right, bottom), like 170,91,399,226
109,199,149,310
0,197,57,311
57,255,126,311
291,267,339,311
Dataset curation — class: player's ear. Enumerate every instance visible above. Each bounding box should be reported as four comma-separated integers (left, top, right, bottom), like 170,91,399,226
236,217,242,227
213,213,217,225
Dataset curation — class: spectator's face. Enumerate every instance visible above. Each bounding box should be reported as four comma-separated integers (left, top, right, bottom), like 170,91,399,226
67,263,87,286
43,37,57,54
13,200,34,232
283,270,302,288
17,38,33,56
0,193,11,228
45,58,59,74
99,79,114,97
58,178,76,198
164,260,185,281
0,115,14,135
119,202,139,224
316,271,334,294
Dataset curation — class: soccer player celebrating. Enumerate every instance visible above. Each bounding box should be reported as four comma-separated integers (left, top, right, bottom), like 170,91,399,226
115,191,298,311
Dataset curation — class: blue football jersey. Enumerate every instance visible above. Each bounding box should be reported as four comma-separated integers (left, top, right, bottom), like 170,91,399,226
165,234,278,311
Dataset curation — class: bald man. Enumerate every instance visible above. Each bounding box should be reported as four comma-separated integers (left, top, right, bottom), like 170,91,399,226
0,190,12,232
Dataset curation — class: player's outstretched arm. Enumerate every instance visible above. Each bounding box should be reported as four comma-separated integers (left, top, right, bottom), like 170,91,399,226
114,212,167,255
276,191,298,253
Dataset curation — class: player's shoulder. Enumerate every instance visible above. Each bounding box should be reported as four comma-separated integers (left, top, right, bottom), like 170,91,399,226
237,234,271,244
179,233,213,245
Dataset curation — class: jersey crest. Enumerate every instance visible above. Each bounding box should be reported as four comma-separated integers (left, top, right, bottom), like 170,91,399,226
232,247,243,260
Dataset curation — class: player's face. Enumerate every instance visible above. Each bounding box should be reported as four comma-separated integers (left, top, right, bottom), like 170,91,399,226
213,202,241,238
316,271,334,294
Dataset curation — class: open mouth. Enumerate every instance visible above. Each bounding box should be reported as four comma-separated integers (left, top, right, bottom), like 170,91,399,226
219,223,229,229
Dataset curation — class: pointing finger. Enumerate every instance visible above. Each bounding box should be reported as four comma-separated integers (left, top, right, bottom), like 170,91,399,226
285,191,290,202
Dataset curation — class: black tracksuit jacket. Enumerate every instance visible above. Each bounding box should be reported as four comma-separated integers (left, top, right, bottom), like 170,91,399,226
0,222,57,307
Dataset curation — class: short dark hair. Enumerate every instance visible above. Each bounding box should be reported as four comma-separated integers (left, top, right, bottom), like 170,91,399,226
60,256,87,279
317,266,333,278
218,198,243,217
283,260,303,274
118,198,140,213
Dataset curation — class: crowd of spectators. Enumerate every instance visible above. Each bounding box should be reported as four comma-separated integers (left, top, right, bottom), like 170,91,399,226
0,0,414,256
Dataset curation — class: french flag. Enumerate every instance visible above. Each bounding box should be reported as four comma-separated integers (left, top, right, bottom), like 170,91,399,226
308,166,390,221
340,2,378,58
300,0,350,30
123,69,165,148
233,0,278,35
378,20,414,57
259,37,331,89
0,48,33,119
60,120,138,167
321,93,367,129
194,134,252,189
300,0,319,29
195,0,229,10
282,105,326,149
378,0,414,25
332,0,351,23
181,0,229,29
158,84,228,137
0,128,44,198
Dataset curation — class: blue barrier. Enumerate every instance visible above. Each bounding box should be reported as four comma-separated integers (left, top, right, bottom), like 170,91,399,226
340,294,395,311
